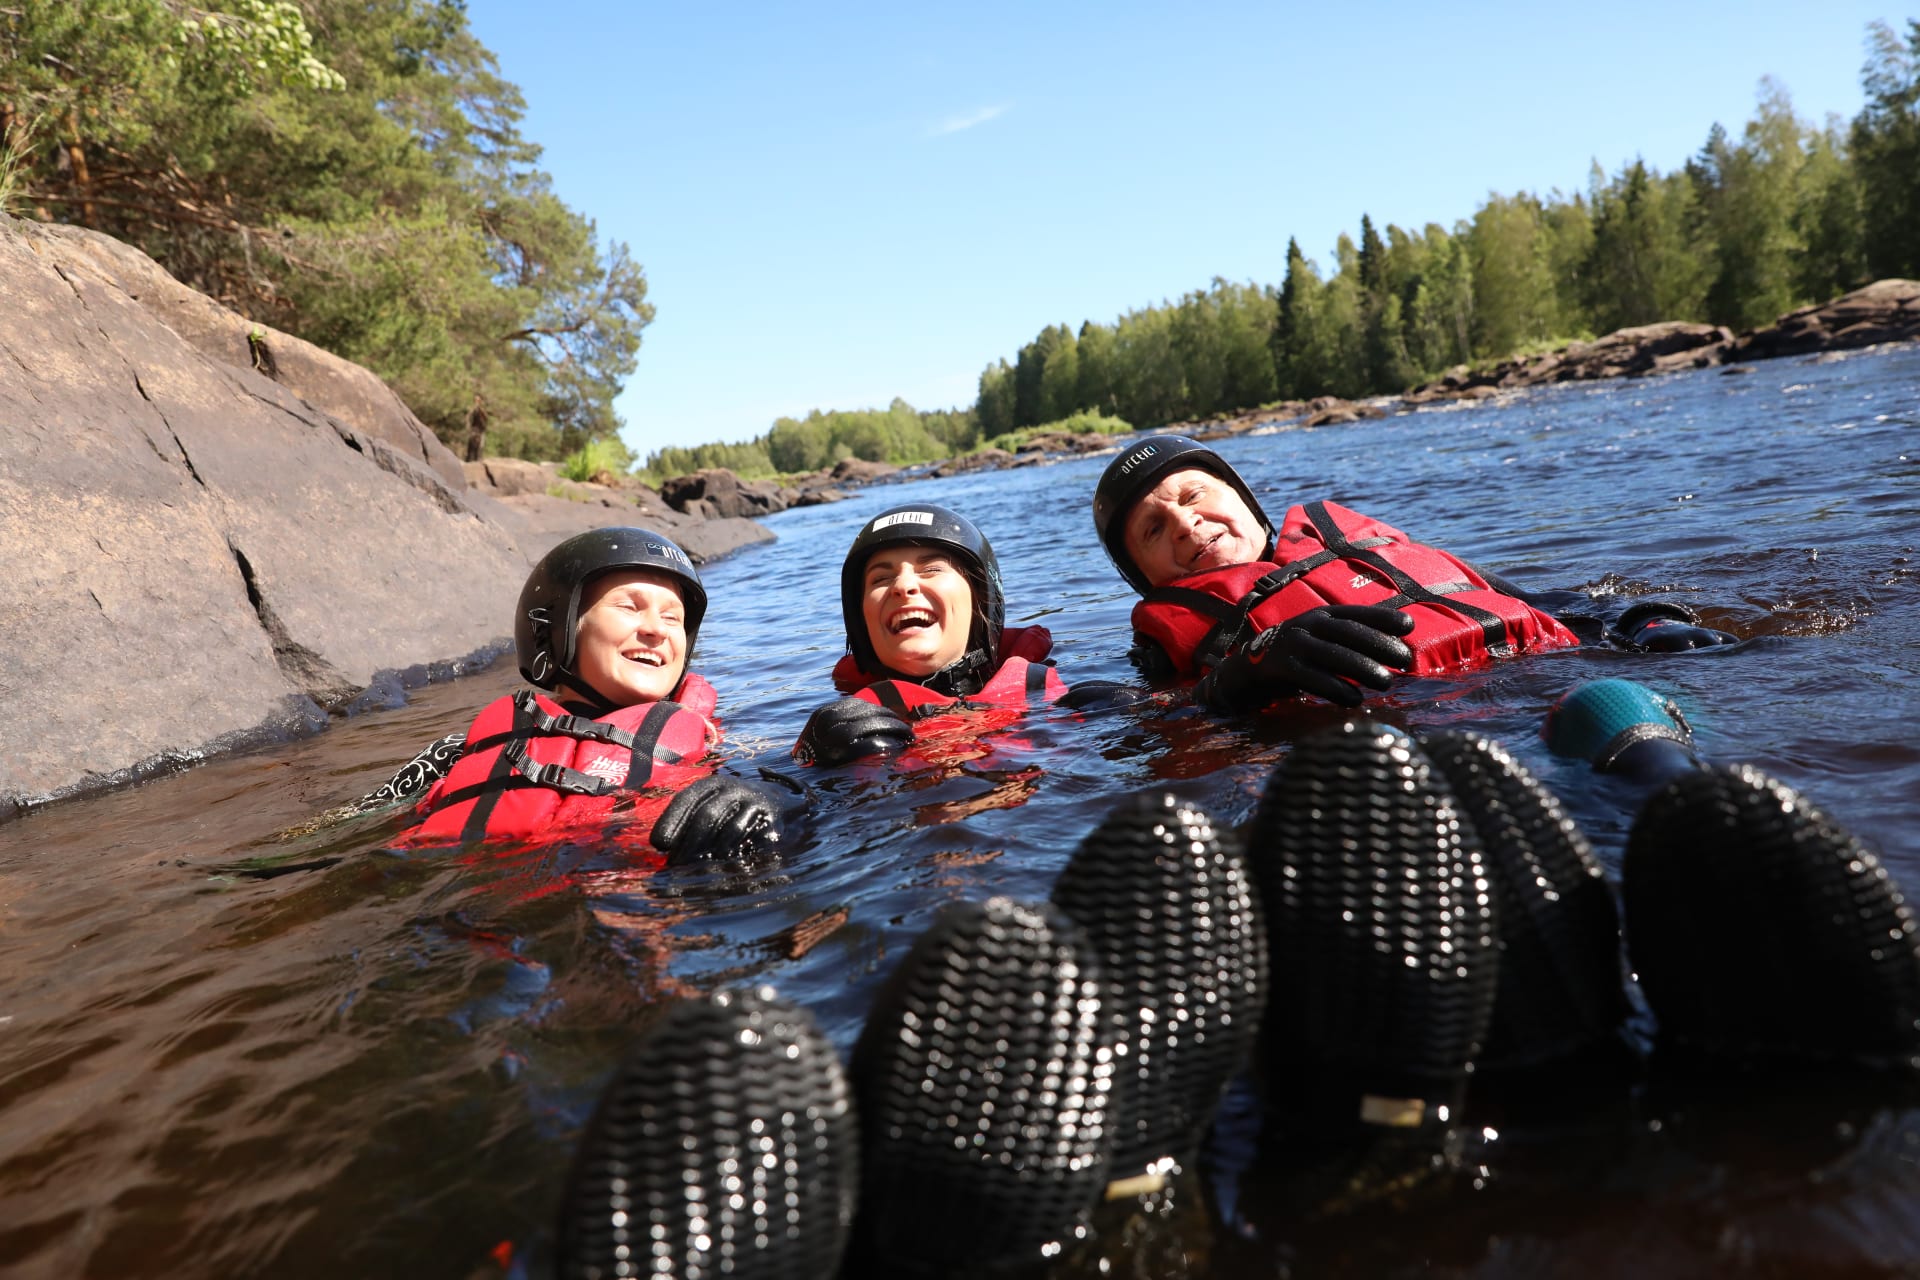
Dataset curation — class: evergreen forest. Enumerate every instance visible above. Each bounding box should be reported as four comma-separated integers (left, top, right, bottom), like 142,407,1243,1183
5,7,1918,478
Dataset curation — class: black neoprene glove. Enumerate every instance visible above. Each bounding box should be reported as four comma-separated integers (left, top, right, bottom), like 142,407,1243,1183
651,775,786,866
792,696,914,766
1617,601,1737,652
1194,605,1416,712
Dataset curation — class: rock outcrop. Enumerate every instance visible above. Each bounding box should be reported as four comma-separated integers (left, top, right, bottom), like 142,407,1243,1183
660,467,791,519
33,221,472,491
1729,279,1920,361
0,217,770,815
1402,283,1918,406
1009,430,1118,456
1405,323,1734,403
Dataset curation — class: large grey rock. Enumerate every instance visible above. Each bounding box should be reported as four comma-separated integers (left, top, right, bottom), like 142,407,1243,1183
30,221,471,491
930,447,1013,478
465,456,553,496
829,457,897,484
658,467,789,518
0,216,535,810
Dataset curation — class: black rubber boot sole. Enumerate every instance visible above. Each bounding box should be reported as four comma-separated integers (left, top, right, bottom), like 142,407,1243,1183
850,896,1114,1275
1250,721,1500,1134
1421,729,1630,1074
1625,763,1920,1070
556,985,857,1280
1051,790,1267,1182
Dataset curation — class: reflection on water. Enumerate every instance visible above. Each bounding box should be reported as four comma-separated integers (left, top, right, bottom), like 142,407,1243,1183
1,345,1917,1277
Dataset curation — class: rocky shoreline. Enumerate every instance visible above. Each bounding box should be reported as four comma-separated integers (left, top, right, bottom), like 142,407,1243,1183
0,217,772,817
638,280,1919,526
1176,278,1920,438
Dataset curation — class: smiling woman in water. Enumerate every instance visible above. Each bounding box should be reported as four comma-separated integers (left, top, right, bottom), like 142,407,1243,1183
788,503,1129,768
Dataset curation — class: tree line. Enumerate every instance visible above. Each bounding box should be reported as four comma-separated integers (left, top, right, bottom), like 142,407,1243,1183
2,0,647,460
637,399,984,485
978,23,1919,433
644,21,1919,479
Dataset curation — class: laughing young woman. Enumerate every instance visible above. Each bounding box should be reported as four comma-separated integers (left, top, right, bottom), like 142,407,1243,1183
791,504,1115,768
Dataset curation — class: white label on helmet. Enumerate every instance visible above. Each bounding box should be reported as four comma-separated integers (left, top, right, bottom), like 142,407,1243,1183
871,511,936,530
644,540,691,564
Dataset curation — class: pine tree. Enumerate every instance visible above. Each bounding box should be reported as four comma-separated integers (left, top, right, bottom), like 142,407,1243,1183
1852,19,1920,278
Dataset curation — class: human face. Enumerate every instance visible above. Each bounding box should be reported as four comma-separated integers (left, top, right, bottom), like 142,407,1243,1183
568,569,688,707
861,546,974,677
1122,467,1268,587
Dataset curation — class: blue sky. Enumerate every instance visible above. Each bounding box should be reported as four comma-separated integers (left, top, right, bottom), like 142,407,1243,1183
462,2,1906,460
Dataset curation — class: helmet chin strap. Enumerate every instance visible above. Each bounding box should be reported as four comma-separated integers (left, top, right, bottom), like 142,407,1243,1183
552,669,622,717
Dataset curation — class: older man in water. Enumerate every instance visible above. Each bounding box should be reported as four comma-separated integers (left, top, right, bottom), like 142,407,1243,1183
1091,434,1733,713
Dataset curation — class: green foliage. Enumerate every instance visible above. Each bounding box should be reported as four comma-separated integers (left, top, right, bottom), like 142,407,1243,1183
983,409,1132,453
976,359,1016,439
172,0,347,96
639,439,776,487
1468,194,1561,357
642,398,977,485
1790,122,1864,302
1580,159,1710,331
1,0,650,461
1853,19,1920,279
558,436,635,483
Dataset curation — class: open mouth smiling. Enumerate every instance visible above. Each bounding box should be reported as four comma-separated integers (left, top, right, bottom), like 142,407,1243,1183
889,608,937,634
622,649,668,667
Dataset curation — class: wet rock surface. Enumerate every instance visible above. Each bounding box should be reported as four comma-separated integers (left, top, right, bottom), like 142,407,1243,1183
0,217,773,813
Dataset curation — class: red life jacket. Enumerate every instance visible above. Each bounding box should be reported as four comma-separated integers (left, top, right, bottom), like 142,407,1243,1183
829,625,1059,694
854,653,1069,721
1132,500,1580,679
401,674,721,848
824,628,1069,769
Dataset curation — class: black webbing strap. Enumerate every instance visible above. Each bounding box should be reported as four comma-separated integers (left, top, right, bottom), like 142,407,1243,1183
1143,554,1346,673
457,692,546,841
618,700,685,786
460,698,641,758
1026,661,1050,700
868,681,918,721
1303,502,1512,652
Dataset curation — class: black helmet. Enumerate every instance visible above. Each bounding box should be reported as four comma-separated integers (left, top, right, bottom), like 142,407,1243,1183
516,527,707,694
840,504,1005,695
1092,434,1274,594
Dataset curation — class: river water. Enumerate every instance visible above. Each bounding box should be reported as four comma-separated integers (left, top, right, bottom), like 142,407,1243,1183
2,344,1917,1278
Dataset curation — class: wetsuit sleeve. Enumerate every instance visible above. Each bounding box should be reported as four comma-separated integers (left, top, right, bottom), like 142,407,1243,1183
1468,563,1612,646
349,732,468,814
1057,680,1151,711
